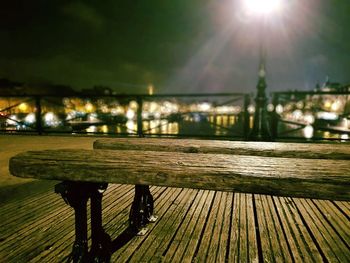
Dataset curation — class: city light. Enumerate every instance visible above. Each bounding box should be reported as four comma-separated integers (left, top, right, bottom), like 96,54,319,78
24,113,36,124
303,125,314,139
18,103,28,112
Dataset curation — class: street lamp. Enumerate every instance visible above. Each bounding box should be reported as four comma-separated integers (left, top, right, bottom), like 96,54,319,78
245,0,282,141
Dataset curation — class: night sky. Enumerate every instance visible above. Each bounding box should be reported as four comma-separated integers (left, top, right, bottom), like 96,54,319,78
0,0,349,93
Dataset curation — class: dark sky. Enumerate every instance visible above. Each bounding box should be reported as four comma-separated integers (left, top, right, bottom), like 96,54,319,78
0,0,349,93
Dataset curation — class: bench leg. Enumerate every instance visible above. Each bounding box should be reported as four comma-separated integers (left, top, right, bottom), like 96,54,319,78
55,182,89,263
90,183,111,262
129,185,158,235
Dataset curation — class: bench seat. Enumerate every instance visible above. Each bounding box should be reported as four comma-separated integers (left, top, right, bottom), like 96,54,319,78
10,148,350,201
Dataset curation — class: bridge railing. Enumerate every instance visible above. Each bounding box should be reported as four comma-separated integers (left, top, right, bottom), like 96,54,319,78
270,90,350,141
0,93,251,139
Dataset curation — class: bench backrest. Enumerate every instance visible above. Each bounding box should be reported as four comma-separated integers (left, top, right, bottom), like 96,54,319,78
94,138,350,160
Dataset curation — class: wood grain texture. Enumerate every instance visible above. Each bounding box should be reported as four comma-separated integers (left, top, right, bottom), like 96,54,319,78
94,138,350,160
10,149,350,201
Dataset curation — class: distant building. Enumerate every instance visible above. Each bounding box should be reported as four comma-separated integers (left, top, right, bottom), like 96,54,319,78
0,78,76,96
315,77,350,93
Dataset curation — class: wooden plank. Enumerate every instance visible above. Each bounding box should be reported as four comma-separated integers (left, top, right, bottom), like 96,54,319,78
94,138,350,160
206,192,229,263
229,193,259,262
293,198,350,262
131,189,199,262
162,190,210,262
228,193,240,262
312,200,350,247
255,195,293,262
10,149,350,201
178,191,215,262
215,192,232,262
273,196,323,262
334,201,350,218
192,191,225,262
111,187,183,262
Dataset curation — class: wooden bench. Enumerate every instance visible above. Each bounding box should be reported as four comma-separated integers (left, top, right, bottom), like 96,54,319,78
9,138,350,262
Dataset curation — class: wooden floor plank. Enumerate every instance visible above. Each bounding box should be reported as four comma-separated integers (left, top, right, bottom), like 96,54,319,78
206,192,229,263
293,198,350,262
334,201,350,217
0,184,349,262
263,195,293,262
273,197,323,262
24,184,134,263
215,192,232,263
143,189,201,262
162,190,209,262
193,191,222,262
112,187,183,262
313,200,350,247
178,191,215,262
228,193,240,262
128,189,196,262
34,184,149,263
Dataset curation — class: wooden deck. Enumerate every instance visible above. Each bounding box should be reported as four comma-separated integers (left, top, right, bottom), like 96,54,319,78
0,183,349,262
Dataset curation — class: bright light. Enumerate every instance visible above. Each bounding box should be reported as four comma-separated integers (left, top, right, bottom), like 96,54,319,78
85,102,94,113
44,112,60,127
18,103,28,112
304,113,315,125
248,105,255,114
340,134,349,140
126,109,135,120
6,115,17,125
198,102,211,112
303,125,314,139
275,104,283,114
267,104,274,112
244,0,281,15
25,113,36,124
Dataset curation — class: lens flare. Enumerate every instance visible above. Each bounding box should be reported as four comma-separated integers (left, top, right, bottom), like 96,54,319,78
244,0,281,15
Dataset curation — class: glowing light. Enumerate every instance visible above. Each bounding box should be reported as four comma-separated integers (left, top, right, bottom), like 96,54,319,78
85,102,94,113
198,102,211,112
303,125,314,139
304,114,315,125
275,104,283,114
148,84,154,95
6,115,17,125
101,125,108,133
126,109,135,119
324,100,332,109
87,113,98,121
86,125,97,133
316,112,338,121
244,0,282,15
267,104,274,112
340,134,349,140
296,101,304,109
44,112,60,127
111,106,124,116
25,113,36,124
331,100,341,112
18,103,28,112
248,105,255,114
129,100,138,110
292,110,302,120
126,120,135,131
